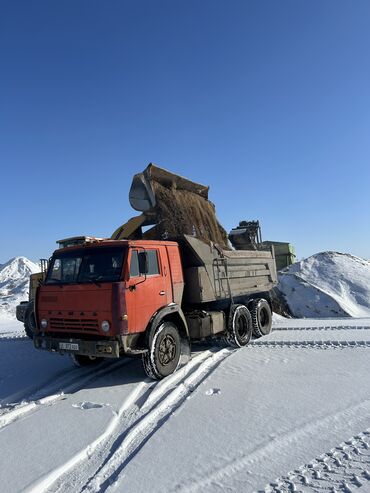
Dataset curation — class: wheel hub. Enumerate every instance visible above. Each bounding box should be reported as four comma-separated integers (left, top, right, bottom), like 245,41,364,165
158,334,176,366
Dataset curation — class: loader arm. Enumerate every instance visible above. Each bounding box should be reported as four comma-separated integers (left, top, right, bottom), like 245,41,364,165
111,214,147,240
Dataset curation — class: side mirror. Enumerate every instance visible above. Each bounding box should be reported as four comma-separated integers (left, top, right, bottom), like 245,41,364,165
138,251,148,275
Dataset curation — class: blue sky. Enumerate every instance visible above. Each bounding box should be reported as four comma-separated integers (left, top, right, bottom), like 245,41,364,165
1,0,369,263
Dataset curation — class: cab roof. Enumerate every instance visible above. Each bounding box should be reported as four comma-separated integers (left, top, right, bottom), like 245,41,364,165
55,238,179,255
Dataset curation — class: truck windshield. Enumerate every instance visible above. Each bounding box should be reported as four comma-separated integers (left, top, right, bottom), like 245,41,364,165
45,247,126,284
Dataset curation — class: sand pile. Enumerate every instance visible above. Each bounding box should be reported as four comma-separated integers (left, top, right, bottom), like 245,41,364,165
143,181,229,249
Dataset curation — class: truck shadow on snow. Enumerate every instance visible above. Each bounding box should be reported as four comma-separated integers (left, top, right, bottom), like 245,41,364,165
0,337,222,408
0,338,149,407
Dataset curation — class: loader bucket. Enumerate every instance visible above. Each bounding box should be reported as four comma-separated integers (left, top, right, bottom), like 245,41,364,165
124,163,229,248
129,163,209,212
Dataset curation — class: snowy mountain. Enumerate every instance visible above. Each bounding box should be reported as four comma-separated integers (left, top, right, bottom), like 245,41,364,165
0,257,40,319
276,251,370,318
1,251,369,321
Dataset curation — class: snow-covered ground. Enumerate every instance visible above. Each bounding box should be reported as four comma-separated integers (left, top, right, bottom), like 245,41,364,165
1,317,370,493
277,252,370,318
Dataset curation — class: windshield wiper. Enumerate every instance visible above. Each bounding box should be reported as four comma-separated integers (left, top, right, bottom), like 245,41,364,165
47,280,77,286
83,276,105,285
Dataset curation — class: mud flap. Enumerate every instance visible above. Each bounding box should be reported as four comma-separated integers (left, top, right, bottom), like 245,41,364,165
178,334,191,370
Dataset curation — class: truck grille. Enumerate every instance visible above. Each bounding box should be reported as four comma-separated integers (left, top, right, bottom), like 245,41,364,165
49,318,100,333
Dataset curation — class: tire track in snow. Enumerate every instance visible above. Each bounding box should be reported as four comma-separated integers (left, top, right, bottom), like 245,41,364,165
22,378,150,493
25,348,232,493
1,361,100,407
273,325,370,331
82,348,232,493
250,340,370,349
0,333,28,341
264,430,370,492
173,398,370,493
0,359,131,430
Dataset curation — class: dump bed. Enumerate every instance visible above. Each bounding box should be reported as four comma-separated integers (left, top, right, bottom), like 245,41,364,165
181,235,277,304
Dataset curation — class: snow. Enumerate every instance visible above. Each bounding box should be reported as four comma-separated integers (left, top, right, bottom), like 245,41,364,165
272,312,286,322
1,252,370,491
1,317,370,493
277,251,370,318
0,256,39,319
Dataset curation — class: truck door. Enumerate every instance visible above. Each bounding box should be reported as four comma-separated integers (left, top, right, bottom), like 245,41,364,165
126,248,169,333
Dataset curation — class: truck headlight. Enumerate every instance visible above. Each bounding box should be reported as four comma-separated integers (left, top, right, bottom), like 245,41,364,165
40,319,48,329
101,320,110,333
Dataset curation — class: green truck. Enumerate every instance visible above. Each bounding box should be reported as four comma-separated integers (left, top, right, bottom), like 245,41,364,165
229,221,296,271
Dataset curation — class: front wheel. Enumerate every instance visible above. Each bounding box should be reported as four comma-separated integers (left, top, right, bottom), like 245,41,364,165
142,321,181,380
24,302,36,340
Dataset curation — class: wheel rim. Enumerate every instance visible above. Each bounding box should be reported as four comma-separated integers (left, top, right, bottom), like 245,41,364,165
158,334,177,366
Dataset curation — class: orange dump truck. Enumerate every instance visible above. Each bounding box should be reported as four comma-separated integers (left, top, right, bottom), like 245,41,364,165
33,165,277,379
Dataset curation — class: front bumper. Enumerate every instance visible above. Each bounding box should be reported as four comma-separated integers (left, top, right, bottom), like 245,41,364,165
34,335,120,358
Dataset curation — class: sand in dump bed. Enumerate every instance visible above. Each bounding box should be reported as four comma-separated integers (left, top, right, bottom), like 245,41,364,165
143,181,229,249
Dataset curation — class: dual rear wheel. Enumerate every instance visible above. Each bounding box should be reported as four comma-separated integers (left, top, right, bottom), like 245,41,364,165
225,304,253,347
250,298,273,338
225,298,272,347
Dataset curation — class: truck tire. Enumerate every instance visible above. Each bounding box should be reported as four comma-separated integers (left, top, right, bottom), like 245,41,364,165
70,354,102,367
251,298,272,338
225,304,252,348
24,302,36,340
142,321,181,380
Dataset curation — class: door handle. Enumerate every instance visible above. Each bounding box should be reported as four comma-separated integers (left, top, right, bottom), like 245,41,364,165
159,291,166,296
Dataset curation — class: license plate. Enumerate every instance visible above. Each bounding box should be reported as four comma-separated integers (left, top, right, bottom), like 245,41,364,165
59,342,79,351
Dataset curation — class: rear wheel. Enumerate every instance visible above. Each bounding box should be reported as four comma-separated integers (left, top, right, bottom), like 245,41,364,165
142,321,181,380
251,298,272,338
225,304,253,348
70,354,102,367
24,302,36,340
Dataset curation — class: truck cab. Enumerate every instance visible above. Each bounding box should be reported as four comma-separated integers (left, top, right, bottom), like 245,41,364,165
34,239,188,376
